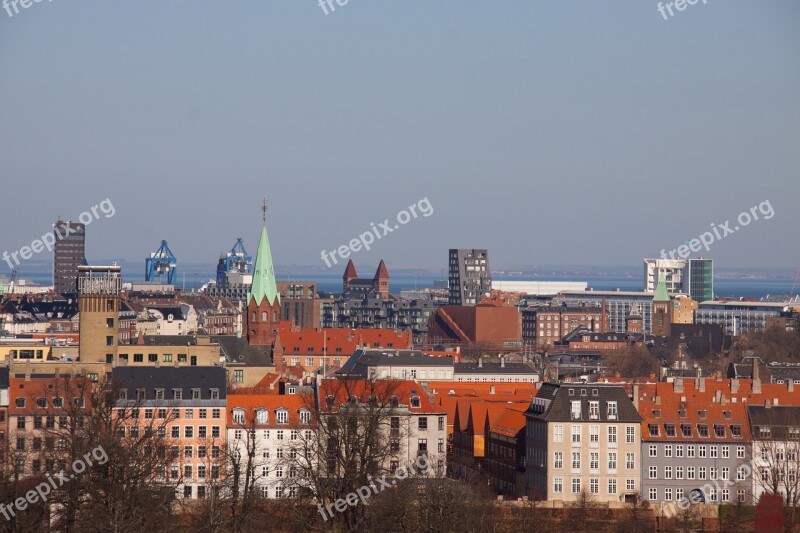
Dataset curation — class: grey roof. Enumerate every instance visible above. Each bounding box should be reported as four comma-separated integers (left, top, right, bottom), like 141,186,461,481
111,366,227,400
212,335,273,366
454,362,535,375
337,348,452,377
140,335,198,346
526,382,642,423
747,406,800,439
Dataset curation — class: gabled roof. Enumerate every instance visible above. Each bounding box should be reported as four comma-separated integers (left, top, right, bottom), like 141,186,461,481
489,407,528,439
319,379,442,414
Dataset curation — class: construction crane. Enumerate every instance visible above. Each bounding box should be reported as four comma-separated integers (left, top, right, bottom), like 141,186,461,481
216,238,252,284
7,267,19,295
791,267,800,298
145,240,177,284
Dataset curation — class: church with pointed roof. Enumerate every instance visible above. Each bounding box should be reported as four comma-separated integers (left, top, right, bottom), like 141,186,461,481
342,259,390,299
246,204,282,347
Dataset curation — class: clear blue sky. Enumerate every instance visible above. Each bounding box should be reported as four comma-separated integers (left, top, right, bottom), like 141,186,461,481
1,1,798,271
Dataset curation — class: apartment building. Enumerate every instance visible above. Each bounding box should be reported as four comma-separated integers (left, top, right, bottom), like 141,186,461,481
448,249,491,306
638,386,753,505
227,392,315,498
112,366,227,499
320,380,447,477
525,383,642,502
748,405,800,504
521,306,605,350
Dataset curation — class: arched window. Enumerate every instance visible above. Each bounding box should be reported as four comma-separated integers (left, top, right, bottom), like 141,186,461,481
232,408,246,425
252,312,256,322
255,408,268,425
298,409,311,424
262,311,267,321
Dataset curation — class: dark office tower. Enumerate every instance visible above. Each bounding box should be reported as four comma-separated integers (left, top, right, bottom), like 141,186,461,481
448,249,491,306
53,220,86,298
685,258,714,303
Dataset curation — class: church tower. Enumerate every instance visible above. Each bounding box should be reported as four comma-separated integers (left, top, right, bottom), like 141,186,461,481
246,201,282,346
652,270,672,336
373,260,390,299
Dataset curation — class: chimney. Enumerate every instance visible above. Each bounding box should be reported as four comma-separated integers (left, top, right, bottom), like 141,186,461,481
789,380,795,392
490,384,496,395
752,358,760,381
731,379,740,394
774,398,779,406
674,378,684,393
654,395,661,406
633,384,639,409
697,377,705,393
501,357,506,369
478,357,483,369
753,376,762,395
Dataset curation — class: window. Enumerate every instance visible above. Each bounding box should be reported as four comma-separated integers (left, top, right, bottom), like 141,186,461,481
714,424,726,438
276,410,288,424
699,445,707,458
648,423,660,437
626,452,634,470
234,370,244,383
589,401,599,420
731,425,742,438
590,425,599,445
198,426,207,439
699,467,707,480
590,478,599,494
649,466,657,479
36,397,47,408
649,488,658,501
608,426,617,445
681,423,692,438
721,467,729,480
554,452,563,469
184,426,193,438
232,409,245,424
571,401,582,420
722,446,730,459
572,452,581,470
53,397,63,408
608,479,617,495
256,409,268,424
626,426,635,444
687,466,695,479
590,452,599,470
665,488,673,501
665,466,672,479
608,452,617,471
698,424,709,438
210,389,219,400
737,446,746,459
607,401,618,420
664,445,672,458
418,417,428,431
676,444,684,458
572,478,581,494
626,479,635,491
554,478,563,494
649,444,657,457
173,389,183,400
676,466,683,479
15,398,25,408
710,446,719,458
171,426,179,438
572,425,581,444
687,444,695,458
554,425,564,443
665,424,676,437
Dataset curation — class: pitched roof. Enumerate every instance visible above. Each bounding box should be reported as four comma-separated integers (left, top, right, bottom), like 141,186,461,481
343,259,357,279
319,379,442,414
373,260,389,280
489,407,528,438
527,383,642,423
226,393,312,427
653,270,670,302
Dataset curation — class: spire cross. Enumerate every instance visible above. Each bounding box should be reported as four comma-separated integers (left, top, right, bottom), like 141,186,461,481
262,198,267,223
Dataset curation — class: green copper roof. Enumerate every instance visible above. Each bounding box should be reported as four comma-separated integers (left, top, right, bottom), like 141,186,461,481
653,270,670,302
247,223,280,308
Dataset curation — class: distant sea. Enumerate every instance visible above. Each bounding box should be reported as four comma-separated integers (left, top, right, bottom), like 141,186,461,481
8,269,796,300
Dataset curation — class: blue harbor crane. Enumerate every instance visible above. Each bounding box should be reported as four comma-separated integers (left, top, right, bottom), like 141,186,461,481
216,238,253,284
145,240,177,284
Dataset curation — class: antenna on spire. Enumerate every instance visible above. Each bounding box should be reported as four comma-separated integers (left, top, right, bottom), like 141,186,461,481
262,198,267,223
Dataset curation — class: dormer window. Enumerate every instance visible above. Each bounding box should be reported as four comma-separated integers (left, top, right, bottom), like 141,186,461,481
118,389,127,400
299,409,311,424
571,401,582,420
589,401,599,420
678,409,687,419
607,401,618,420
731,425,742,438
173,389,183,400
714,424,726,438
155,389,164,400
698,410,707,419
210,389,219,400
652,409,661,418
326,395,335,409
276,409,288,424
681,424,692,438
255,408,268,425
697,424,710,438
137,388,146,401
665,424,676,437
390,396,400,408
191,389,201,400
232,408,245,425
648,423,660,437
410,396,421,408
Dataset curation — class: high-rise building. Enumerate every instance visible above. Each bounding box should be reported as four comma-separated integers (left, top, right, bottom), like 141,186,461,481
643,258,685,293
448,249,491,305
53,220,86,297
684,258,713,302
78,265,122,363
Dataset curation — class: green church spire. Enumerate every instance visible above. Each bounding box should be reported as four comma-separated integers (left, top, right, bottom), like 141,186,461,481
247,200,280,308
653,269,670,302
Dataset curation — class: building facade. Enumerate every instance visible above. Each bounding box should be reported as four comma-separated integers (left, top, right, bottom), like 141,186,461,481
53,220,86,298
448,249,491,306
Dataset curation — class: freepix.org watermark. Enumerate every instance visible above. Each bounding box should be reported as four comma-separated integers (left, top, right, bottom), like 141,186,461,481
659,199,773,261
660,464,751,518
3,0,54,18
2,198,116,270
0,445,108,521
317,455,430,521
318,0,349,15
320,197,433,268
657,0,709,21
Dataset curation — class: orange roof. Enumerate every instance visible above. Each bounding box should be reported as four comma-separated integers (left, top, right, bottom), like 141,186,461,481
489,407,528,438
276,327,411,355
226,393,312,427
319,379,442,414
